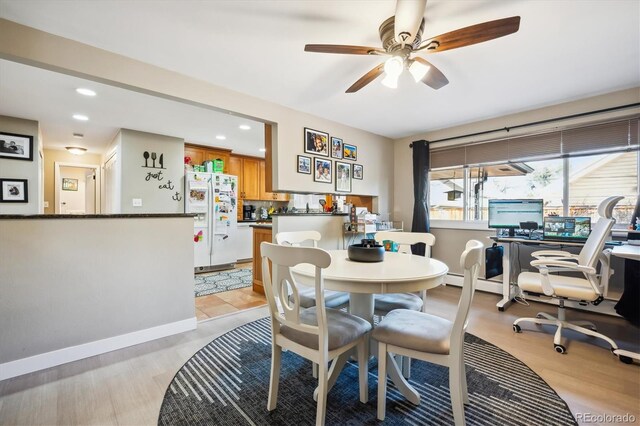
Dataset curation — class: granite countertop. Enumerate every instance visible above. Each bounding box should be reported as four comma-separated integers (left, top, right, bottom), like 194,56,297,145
270,212,348,217
0,213,196,220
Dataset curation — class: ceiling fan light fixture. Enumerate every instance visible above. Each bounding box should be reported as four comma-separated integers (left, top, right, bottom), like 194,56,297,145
383,56,404,77
409,60,430,82
381,73,399,89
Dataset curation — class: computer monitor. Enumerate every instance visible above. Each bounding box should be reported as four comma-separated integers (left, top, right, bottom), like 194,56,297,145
543,216,591,241
488,199,544,236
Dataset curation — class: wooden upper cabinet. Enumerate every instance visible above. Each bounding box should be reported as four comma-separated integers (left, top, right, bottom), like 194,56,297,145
242,157,261,200
259,160,272,201
227,155,242,179
184,146,204,166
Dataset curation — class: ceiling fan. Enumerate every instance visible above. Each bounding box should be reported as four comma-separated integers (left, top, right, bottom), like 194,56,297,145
304,0,520,93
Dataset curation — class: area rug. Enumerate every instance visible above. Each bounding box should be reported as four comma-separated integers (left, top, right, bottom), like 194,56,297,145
194,268,253,297
158,317,577,425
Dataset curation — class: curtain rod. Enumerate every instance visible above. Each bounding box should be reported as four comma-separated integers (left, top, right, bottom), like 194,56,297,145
409,102,640,147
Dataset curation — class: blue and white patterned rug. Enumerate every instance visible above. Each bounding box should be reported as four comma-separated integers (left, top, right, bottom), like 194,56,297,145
194,268,253,297
158,317,577,425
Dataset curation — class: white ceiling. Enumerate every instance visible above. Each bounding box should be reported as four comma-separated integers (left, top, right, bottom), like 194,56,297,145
1,0,639,139
0,60,266,156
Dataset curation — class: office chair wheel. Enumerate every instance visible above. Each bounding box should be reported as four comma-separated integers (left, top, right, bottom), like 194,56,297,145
512,324,521,333
618,355,633,364
554,344,566,354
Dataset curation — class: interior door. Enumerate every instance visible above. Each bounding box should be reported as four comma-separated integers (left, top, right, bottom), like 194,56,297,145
85,171,96,214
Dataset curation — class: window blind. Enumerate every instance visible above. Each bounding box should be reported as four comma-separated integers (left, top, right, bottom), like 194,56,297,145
429,118,639,170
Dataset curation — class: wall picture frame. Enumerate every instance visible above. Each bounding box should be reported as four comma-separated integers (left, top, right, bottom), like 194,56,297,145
62,178,79,191
297,155,311,174
0,132,34,161
335,161,351,193
353,164,363,180
0,178,28,203
304,128,329,157
330,137,343,159
343,143,357,161
313,157,332,183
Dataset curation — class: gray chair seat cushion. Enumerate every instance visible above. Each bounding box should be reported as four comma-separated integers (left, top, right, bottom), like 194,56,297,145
294,287,350,309
374,293,423,314
372,309,452,355
280,307,372,351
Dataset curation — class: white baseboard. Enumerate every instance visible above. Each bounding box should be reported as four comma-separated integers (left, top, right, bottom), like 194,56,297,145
0,317,197,382
444,274,502,294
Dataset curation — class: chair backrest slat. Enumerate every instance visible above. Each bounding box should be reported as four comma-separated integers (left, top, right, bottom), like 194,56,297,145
374,231,436,257
275,231,321,248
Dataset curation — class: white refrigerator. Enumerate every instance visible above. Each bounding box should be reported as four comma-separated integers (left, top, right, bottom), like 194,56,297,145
185,172,238,272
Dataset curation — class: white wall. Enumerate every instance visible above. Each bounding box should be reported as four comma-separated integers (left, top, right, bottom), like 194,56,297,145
0,19,394,216
118,129,184,213
0,216,195,379
0,115,41,214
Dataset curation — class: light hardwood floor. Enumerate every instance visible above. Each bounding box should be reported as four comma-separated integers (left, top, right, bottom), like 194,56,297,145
0,286,638,425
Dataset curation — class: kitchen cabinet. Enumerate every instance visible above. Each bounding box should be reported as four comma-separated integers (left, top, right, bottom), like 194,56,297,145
241,157,261,200
252,226,272,294
259,160,289,202
184,144,231,173
184,146,204,167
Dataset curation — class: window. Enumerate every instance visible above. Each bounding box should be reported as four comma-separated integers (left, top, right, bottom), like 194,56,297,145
429,151,638,223
568,152,638,227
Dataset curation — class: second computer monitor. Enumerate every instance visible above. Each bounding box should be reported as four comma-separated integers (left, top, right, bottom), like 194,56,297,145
488,199,544,236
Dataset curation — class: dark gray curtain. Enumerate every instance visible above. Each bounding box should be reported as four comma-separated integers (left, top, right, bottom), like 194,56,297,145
411,140,430,256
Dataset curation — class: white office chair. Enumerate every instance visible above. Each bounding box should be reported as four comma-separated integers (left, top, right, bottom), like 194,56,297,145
261,242,370,426
513,196,624,358
373,240,484,425
275,231,350,309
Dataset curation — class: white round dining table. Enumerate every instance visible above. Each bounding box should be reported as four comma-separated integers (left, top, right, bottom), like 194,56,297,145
291,249,449,325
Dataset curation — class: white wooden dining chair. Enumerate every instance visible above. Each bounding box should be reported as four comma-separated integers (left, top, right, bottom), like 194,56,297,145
373,240,483,426
373,231,436,378
374,231,436,314
275,231,350,309
261,242,371,426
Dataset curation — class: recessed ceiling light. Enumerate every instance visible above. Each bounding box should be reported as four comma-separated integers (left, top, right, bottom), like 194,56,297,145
66,146,87,155
73,114,89,121
216,135,226,140
73,133,84,139
239,124,251,130
259,148,266,152
76,88,96,96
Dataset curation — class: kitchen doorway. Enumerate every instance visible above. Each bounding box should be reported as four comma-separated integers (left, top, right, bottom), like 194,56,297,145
54,162,101,214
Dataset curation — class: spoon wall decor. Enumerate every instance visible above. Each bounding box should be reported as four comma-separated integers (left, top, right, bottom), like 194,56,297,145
143,151,149,167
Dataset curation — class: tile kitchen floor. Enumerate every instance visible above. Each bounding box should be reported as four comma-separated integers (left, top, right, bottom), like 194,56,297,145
194,263,266,321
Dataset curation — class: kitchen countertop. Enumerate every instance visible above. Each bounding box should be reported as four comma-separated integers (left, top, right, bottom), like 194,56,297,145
0,213,195,220
250,223,273,229
270,212,348,216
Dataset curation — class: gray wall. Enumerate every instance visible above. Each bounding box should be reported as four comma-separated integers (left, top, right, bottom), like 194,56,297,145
119,129,184,213
0,115,41,214
0,216,194,364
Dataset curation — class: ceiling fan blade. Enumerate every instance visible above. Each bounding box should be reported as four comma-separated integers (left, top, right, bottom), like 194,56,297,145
304,44,386,55
413,57,449,90
346,63,385,93
417,16,521,53
394,0,427,46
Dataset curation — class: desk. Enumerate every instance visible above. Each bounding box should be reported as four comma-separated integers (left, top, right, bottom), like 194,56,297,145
292,250,449,404
612,244,640,260
492,237,586,311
